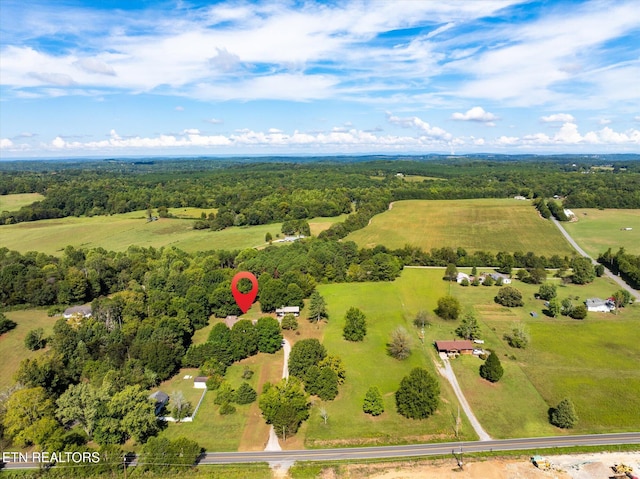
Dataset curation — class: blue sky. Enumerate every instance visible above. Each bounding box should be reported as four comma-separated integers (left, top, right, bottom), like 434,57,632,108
1,0,639,158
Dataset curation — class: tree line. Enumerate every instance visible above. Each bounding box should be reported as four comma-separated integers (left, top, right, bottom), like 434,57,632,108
3,158,640,229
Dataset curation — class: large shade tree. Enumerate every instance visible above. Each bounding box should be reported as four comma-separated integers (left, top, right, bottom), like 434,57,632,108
395,368,440,419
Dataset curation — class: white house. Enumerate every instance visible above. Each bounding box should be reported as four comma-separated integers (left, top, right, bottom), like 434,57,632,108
63,305,92,319
456,272,470,284
490,273,512,284
585,298,614,313
276,306,300,318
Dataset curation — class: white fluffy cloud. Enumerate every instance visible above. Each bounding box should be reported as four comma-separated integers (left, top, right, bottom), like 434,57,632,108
451,106,498,124
540,113,575,123
386,113,452,140
0,138,14,149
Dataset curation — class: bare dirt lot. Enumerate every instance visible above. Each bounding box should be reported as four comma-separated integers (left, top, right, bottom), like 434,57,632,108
317,452,640,479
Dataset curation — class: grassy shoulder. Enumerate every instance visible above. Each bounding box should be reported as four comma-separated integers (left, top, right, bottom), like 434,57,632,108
0,210,347,255
345,198,575,256
562,208,640,257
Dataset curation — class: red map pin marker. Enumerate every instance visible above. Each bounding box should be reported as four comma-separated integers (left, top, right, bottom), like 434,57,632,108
231,271,259,314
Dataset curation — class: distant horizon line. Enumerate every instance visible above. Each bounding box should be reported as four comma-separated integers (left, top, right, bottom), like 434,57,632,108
2,152,640,163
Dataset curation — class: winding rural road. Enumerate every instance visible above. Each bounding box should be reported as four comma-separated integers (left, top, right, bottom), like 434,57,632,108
551,218,640,301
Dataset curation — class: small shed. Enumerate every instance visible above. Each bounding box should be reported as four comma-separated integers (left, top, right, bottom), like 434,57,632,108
194,377,208,389
435,340,474,356
149,391,169,416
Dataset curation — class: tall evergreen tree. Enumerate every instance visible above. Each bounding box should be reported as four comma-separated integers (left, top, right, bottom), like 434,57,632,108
479,351,504,383
308,291,327,324
343,307,367,341
363,386,384,416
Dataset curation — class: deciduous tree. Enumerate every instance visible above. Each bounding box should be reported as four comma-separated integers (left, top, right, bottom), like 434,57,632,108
288,339,327,380
495,286,524,307
550,398,578,428
571,257,595,284
256,317,283,353
387,327,411,360
435,295,460,320
395,368,440,419
537,283,557,300
455,312,481,340
4,387,57,447
259,378,310,437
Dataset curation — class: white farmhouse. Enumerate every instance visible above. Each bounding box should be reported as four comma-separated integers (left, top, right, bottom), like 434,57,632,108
585,298,614,313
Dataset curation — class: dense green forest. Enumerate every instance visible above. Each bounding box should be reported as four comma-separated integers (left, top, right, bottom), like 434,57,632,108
2,157,640,228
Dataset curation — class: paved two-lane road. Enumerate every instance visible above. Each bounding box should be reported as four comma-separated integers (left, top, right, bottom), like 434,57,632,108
3,432,639,470
197,432,640,464
551,218,640,301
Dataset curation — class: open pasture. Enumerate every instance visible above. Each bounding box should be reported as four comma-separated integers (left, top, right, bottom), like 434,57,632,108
0,309,57,390
0,193,45,212
450,270,640,435
563,208,640,257
0,210,346,255
307,268,478,448
346,199,575,256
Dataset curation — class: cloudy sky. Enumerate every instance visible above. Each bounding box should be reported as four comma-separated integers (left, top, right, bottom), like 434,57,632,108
1,0,639,158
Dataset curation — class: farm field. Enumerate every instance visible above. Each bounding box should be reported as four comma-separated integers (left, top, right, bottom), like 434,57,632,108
308,268,478,448
563,208,640,257
448,268,640,435
0,193,45,212
0,309,58,390
0,210,346,255
345,199,575,256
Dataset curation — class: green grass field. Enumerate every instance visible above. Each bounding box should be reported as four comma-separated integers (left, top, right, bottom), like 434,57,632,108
448,268,640,435
307,269,478,447
0,309,58,390
346,199,575,256
158,342,285,451
0,211,346,255
563,208,640,257
0,193,45,212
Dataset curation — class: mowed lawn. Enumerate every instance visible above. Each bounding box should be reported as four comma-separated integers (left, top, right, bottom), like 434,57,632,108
0,210,346,255
346,199,575,256
448,270,640,436
563,208,640,257
159,349,285,452
306,269,479,448
0,309,58,389
0,193,45,212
